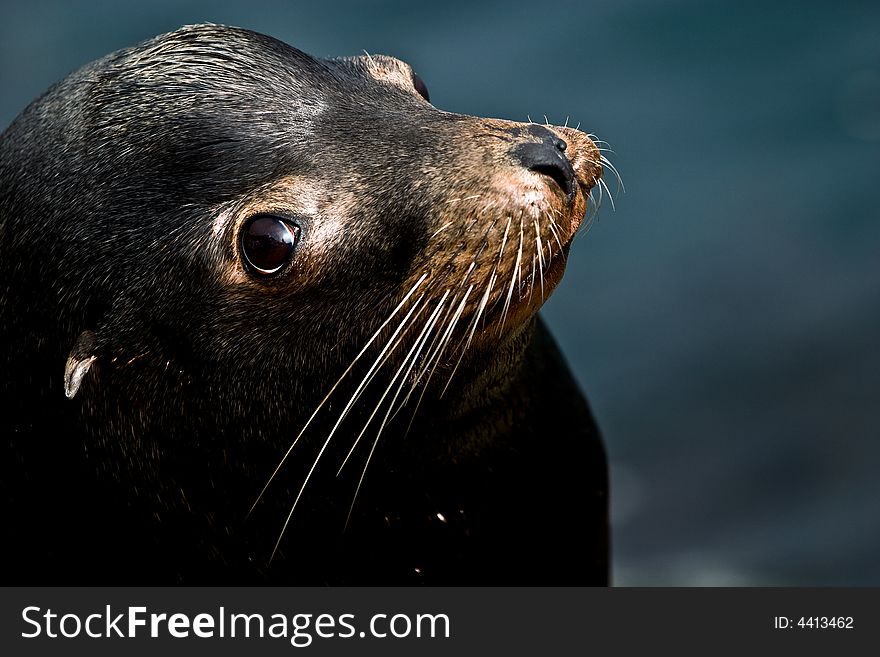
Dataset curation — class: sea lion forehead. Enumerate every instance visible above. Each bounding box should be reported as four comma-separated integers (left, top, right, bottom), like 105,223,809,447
112,26,433,124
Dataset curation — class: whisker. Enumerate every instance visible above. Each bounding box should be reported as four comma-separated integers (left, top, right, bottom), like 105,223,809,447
499,212,525,333
407,208,499,381
442,194,483,205
442,257,500,395
396,255,480,410
527,252,536,305
341,292,452,528
546,213,565,253
397,282,474,434
405,210,508,410
418,284,474,388
597,176,616,212
429,221,454,239
497,215,512,262
516,214,524,295
249,272,428,516
599,154,625,194
336,290,449,476
480,215,515,319
533,218,545,303
269,290,428,560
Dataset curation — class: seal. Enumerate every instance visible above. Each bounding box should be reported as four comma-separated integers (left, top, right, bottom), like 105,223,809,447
0,24,609,584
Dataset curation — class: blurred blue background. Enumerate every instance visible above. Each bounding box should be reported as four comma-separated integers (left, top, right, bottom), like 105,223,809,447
2,0,878,585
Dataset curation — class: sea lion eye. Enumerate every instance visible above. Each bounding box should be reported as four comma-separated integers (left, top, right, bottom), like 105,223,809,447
412,72,430,102
240,214,299,276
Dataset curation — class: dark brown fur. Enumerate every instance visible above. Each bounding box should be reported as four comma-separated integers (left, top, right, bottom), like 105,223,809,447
0,24,608,584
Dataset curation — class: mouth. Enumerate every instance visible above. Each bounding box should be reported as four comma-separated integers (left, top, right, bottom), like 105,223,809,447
528,151,602,244
539,173,595,245
530,157,578,204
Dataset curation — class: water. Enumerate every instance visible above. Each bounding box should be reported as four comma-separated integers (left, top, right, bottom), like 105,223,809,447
2,0,878,585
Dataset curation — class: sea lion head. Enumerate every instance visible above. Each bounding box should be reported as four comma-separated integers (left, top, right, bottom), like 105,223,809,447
0,23,607,539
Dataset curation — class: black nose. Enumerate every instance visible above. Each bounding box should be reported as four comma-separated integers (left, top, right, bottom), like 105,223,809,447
511,128,577,201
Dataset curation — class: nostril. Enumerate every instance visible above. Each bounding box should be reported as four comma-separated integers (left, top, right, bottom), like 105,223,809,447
512,141,577,201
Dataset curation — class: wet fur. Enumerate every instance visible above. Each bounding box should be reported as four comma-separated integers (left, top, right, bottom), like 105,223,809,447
0,24,607,584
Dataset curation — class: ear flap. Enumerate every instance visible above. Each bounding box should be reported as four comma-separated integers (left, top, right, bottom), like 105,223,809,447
64,330,98,399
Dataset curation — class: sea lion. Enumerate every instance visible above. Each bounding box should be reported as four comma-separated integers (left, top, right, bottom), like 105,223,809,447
0,24,609,584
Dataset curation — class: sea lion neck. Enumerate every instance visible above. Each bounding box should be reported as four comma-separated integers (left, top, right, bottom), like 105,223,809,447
406,318,537,460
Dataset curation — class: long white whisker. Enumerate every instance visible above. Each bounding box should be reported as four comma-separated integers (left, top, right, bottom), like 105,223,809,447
599,154,625,194
499,213,524,332
546,214,565,253
442,262,499,395
533,218,545,303
269,289,428,560
498,215,512,261
341,293,451,528
249,272,428,516
336,290,449,476
405,208,498,395
527,253,536,305
598,176,616,212
420,285,474,384
399,282,474,427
